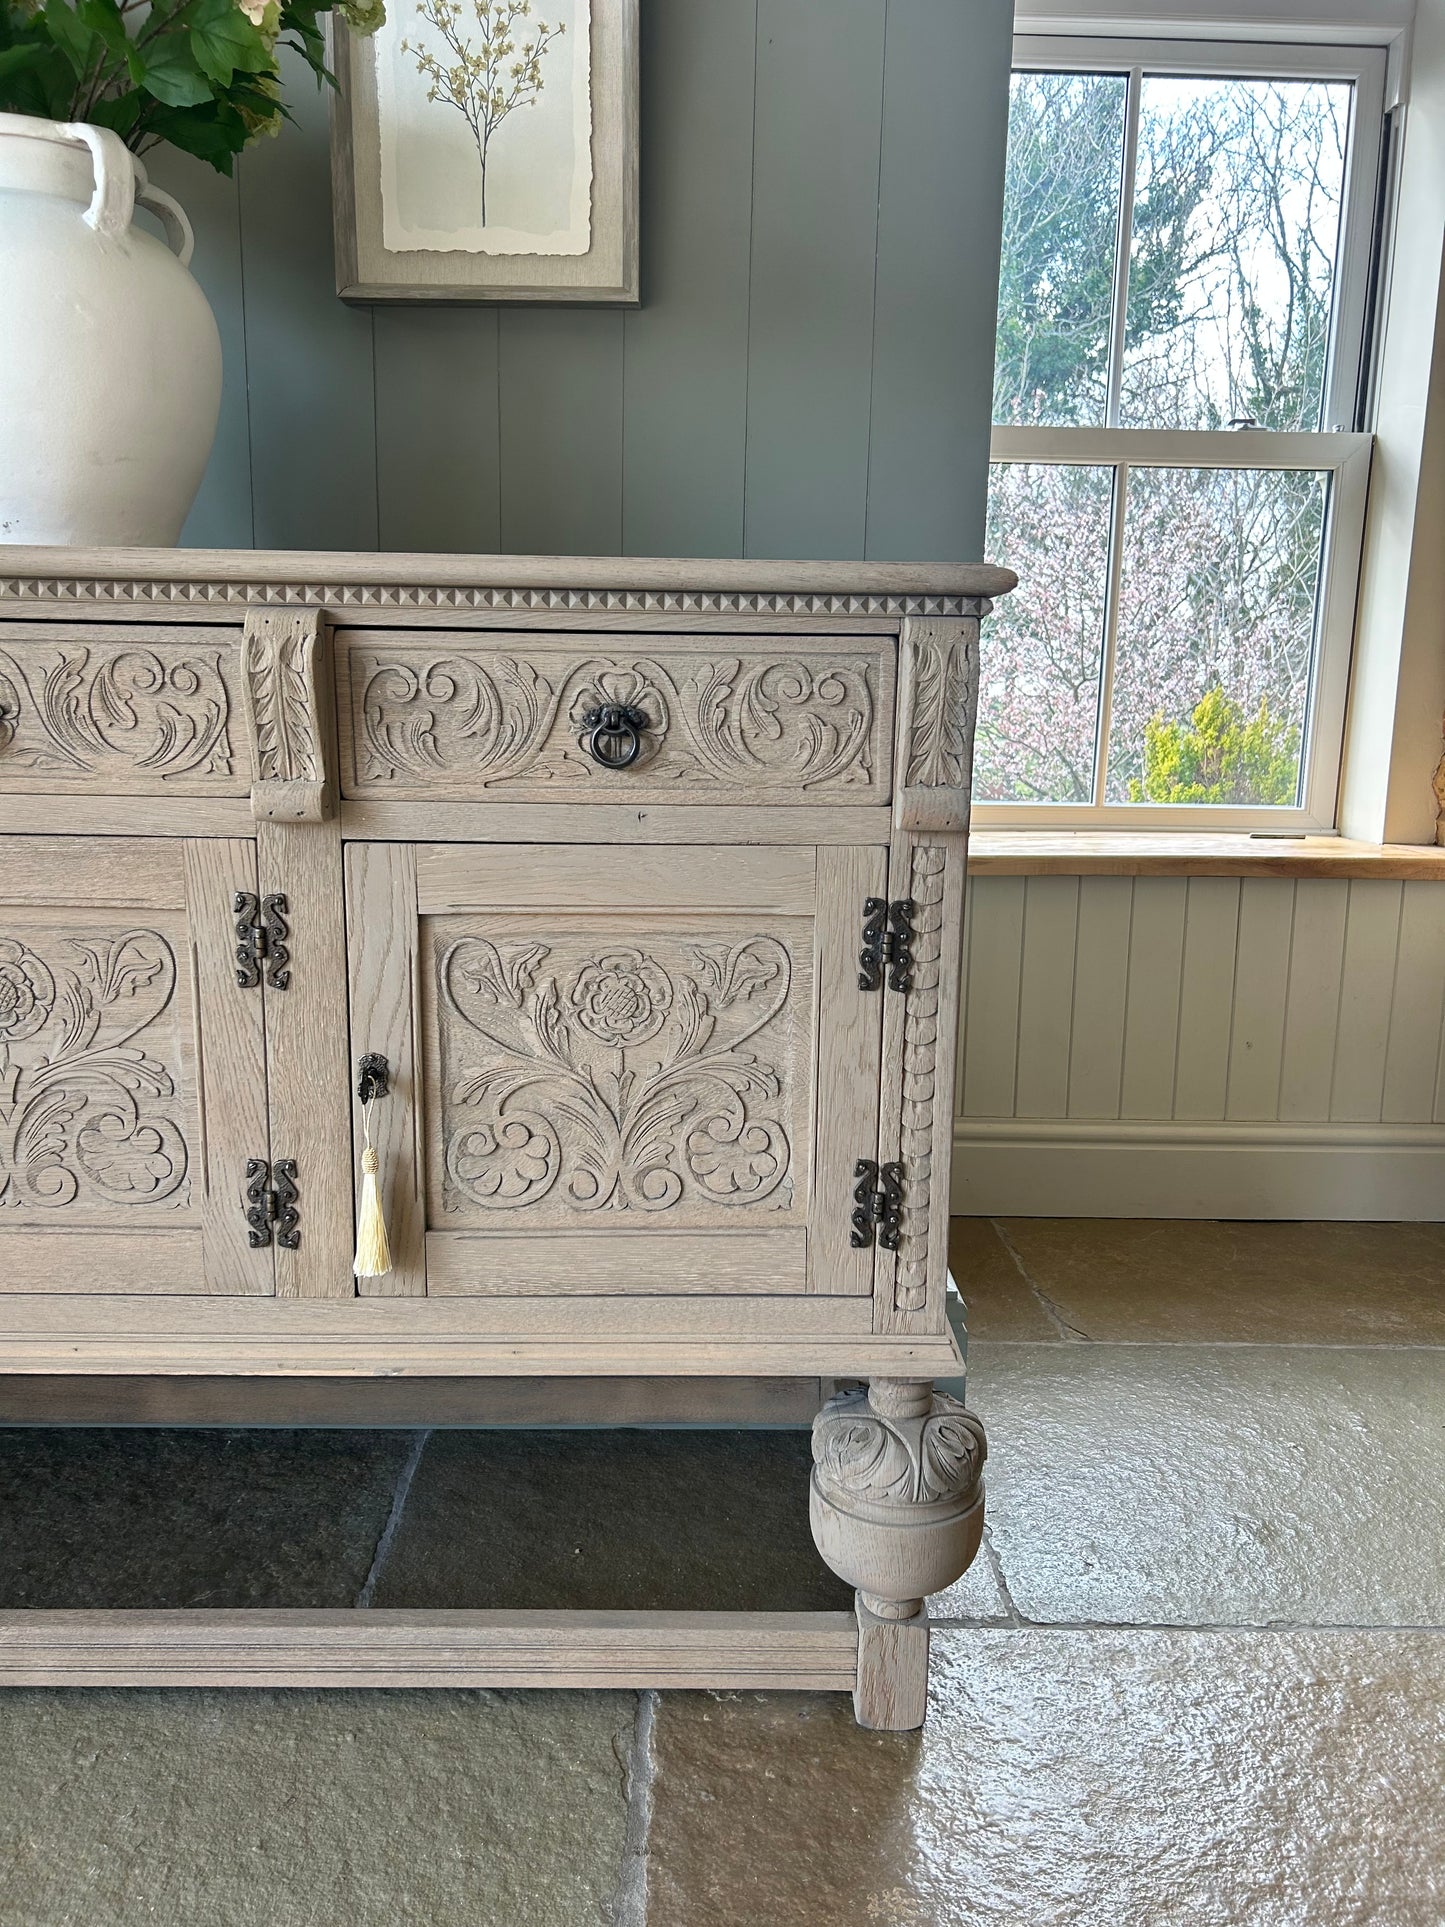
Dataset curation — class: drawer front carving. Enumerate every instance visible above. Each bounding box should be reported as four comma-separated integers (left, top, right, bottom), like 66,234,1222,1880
338,633,894,803
0,624,245,793
428,918,811,1229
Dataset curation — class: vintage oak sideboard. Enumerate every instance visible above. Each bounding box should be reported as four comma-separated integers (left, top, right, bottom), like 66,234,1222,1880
0,550,1013,1729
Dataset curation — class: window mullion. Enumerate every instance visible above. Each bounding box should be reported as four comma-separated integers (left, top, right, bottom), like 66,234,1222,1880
1092,461,1131,806
1103,66,1143,430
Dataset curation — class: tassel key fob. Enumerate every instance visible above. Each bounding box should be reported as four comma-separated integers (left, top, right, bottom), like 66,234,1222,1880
354,1053,393,1280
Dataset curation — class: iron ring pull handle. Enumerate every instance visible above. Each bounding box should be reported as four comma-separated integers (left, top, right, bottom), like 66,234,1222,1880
582,703,648,770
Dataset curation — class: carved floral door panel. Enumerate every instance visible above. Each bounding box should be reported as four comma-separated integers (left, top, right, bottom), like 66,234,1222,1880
335,632,895,805
0,837,272,1294
345,841,887,1298
0,623,246,795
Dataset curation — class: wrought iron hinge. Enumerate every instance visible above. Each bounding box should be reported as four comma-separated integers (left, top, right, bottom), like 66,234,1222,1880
234,892,291,990
858,898,916,993
244,1157,300,1249
850,1158,903,1250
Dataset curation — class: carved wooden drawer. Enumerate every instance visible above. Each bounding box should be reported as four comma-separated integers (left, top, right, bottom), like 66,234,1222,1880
335,631,896,803
0,623,246,794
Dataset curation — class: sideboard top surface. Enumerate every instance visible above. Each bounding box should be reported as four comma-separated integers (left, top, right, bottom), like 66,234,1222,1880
0,547,1017,599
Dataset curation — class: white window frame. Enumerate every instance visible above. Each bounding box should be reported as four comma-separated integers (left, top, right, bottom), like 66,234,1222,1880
981,34,1386,832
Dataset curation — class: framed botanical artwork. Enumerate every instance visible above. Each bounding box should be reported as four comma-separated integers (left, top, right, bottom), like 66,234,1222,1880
330,0,638,303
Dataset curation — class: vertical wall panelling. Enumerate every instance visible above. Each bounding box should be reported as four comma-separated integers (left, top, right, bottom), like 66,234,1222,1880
157,154,254,548
742,0,886,558
1278,879,1349,1121
866,0,1012,560
374,310,502,554
621,0,756,556
1172,878,1242,1119
1386,885,1445,1121
960,878,1024,1117
498,311,625,554
1331,880,1405,1120
1119,877,1187,1118
171,2,1006,562
954,874,1445,1218
1013,876,1080,1117
238,48,378,550
1224,880,1296,1120
1067,874,1134,1117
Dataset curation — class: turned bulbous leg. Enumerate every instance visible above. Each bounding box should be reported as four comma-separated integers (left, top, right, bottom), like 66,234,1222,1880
809,1377,987,1730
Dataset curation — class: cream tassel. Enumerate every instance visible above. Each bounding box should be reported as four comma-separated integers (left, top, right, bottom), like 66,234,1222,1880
353,1101,392,1279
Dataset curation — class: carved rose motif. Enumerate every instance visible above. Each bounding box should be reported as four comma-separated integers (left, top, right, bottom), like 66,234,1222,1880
439,933,794,1216
568,951,673,1047
0,940,54,1041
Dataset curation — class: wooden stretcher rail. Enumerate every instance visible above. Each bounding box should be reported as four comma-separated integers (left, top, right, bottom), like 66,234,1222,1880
0,1609,861,1691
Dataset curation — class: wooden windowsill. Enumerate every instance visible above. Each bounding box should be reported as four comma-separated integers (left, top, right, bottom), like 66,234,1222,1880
967,831,1445,880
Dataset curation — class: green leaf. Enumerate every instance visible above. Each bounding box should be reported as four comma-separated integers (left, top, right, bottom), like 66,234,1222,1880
147,95,250,170
0,43,48,76
41,0,92,78
134,33,212,105
187,0,270,87
87,85,143,136
0,4,81,115
72,0,128,56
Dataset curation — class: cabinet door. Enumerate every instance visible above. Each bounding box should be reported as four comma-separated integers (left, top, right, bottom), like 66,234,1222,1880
0,837,272,1294
345,841,887,1297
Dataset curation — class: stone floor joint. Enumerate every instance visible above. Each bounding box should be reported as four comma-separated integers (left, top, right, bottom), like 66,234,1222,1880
355,1427,430,1609
989,1218,1092,1342
610,1687,656,1927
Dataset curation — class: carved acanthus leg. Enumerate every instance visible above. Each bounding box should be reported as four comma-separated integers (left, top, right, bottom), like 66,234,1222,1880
809,1377,987,1730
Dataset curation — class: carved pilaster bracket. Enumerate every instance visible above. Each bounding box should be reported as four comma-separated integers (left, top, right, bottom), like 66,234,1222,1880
240,608,333,823
809,1380,987,1621
895,618,979,826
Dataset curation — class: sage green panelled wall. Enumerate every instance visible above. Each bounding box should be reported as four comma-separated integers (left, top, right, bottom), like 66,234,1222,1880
148,0,1014,559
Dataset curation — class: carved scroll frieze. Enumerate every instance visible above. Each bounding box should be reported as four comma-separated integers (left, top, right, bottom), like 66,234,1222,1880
359,655,565,788
433,928,803,1222
241,609,331,820
0,645,233,782
895,845,946,1314
0,927,189,1213
902,620,978,793
348,647,879,796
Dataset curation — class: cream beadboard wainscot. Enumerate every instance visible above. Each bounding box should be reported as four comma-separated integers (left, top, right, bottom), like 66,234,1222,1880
0,550,1013,1730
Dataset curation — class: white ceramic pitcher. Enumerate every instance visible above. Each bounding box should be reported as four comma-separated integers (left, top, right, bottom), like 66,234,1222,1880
0,113,222,546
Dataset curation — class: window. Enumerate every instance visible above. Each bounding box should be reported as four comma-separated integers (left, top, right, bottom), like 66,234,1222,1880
979,39,1384,828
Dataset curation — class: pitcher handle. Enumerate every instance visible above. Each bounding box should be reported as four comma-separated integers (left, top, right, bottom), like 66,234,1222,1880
57,121,136,240
135,178,195,267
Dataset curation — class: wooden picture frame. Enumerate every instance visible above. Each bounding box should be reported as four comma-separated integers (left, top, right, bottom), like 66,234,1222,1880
330,0,638,304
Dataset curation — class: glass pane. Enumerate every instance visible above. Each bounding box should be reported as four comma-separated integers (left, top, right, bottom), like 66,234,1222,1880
978,463,1113,803
1106,466,1329,805
1121,77,1353,430
993,71,1128,427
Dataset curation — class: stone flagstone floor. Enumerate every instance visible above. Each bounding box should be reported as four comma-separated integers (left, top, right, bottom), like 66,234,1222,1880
1,1216,1443,1926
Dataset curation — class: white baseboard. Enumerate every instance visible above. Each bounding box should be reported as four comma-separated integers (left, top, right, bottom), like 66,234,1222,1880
950,1118,1445,1220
